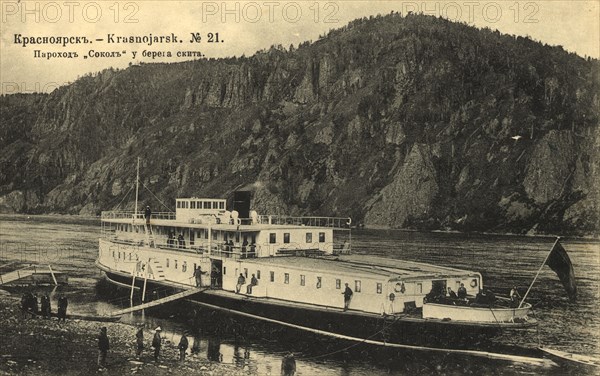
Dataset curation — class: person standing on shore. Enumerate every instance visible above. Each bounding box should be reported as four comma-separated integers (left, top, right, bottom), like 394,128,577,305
97,327,109,370
41,294,51,318
281,352,296,376
152,327,162,362
135,325,144,359
178,333,189,362
57,295,68,322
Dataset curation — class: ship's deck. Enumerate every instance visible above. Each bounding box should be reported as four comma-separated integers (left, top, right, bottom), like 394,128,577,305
240,255,479,280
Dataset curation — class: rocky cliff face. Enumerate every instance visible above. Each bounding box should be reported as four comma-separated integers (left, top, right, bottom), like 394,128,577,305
1,14,598,235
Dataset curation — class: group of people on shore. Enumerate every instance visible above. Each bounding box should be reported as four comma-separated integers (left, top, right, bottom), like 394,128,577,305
20,292,68,321
97,325,195,370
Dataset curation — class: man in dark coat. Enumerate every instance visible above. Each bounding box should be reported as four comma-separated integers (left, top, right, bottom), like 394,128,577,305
457,283,467,299
342,283,353,311
41,294,51,318
236,273,246,294
57,295,68,322
98,327,109,369
144,205,151,225
178,333,189,362
152,327,162,362
135,325,144,358
281,352,296,376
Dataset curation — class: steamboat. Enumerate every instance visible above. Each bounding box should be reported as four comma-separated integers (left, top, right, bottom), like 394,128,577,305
96,192,538,348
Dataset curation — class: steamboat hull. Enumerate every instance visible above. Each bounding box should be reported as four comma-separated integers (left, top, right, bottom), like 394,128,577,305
102,269,522,349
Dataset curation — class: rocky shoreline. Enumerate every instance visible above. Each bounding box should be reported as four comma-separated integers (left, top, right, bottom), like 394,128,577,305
0,292,250,376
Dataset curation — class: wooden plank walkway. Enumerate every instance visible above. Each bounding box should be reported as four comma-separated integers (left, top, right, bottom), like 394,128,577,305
0,269,35,285
108,287,208,316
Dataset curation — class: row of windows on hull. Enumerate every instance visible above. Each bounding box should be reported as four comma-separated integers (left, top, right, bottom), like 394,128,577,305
234,267,384,294
113,251,193,272
270,232,326,244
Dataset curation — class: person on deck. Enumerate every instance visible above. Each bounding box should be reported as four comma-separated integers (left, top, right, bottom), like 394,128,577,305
447,287,458,299
241,239,248,258
342,283,353,311
178,233,185,249
97,327,109,369
510,286,521,305
178,333,189,362
236,273,246,294
144,205,152,225
249,243,256,258
457,283,467,299
152,327,162,362
193,266,205,287
246,274,258,294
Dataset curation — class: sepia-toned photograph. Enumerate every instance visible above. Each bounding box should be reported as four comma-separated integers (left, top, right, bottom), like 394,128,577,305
0,1,598,374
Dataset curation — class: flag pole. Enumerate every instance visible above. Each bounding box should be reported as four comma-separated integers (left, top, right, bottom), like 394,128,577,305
518,237,561,308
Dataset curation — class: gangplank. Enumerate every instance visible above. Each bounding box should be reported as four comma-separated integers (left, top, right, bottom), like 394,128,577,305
108,287,208,316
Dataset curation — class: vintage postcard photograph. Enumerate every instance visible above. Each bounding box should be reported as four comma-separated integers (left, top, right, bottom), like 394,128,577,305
1,1,599,375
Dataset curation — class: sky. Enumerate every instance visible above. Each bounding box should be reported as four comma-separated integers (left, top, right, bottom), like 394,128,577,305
1,1,599,94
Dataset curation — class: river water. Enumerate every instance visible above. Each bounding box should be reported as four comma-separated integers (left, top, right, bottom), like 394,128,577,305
1,214,599,375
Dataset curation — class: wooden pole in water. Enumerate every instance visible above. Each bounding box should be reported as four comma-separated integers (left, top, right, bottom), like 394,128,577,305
130,264,137,304
518,237,560,308
48,265,58,286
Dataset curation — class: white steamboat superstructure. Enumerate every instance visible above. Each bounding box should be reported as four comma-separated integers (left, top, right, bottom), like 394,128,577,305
97,194,535,347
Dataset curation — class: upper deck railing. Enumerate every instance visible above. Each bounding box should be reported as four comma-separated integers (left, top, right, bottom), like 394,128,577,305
256,215,351,229
102,211,351,229
101,211,176,220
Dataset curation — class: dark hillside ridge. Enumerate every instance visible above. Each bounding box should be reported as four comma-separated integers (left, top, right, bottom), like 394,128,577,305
1,14,598,235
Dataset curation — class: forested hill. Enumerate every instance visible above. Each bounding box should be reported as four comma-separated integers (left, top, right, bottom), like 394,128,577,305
1,13,598,235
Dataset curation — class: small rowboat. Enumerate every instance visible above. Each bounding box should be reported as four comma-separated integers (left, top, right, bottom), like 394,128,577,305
539,347,600,369
422,297,533,325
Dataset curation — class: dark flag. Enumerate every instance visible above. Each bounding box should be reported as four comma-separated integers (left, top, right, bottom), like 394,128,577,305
545,240,577,301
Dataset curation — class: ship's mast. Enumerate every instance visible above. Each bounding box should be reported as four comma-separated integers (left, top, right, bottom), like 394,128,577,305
134,157,140,222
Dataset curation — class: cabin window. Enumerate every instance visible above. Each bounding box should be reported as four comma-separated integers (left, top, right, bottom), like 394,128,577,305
319,232,326,242
306,233,312,243
416,283,422,294
355,280,361,292
118,252,121,259
284,273,290,284
270,271,275,282
203,201,210,209
376,283,382,294
112,251,115,258
257,270,261,279
177,201,181,208
283,233,290,243
129,253,132,261
244,268,248,278
235,233,240,243
223,267,226,275
166,259,170,268
269,233,276,244
191,201,196,209
182,262,188,273
316,277,322,289
336,279,341,289
175,260,178,269
300,275,305,286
